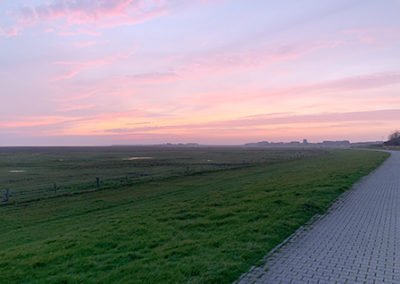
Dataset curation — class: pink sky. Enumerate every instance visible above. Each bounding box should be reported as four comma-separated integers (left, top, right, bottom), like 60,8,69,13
1,0,400,145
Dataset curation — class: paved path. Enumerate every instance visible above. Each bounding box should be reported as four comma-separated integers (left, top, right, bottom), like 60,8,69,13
237,151,400,284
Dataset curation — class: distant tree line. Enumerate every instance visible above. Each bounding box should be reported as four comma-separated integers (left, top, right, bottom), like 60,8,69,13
384,130,400,146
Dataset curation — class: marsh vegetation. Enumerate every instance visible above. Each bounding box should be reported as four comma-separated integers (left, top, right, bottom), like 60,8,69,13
0,147,388,283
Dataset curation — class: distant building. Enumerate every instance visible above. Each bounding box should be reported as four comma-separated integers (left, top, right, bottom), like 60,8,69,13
244,139,352,148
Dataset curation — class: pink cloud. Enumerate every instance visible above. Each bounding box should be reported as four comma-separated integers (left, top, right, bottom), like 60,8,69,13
2,109,397,144
0,25,20,37
122,28,397,86
0,107,160,137
74,41,97,48
0,0,166,36
52,51,133,81
126,39,343,85
202,71,400,105
127,72,179,84
58,104,95,112
340,27,400,48
57,27,101,36
103,109,400,135
52,61,104,81
343,29,376,44
6,0,210,36
205,40,342,71
87,108,165,121
267,71,400,100
54,92,95,103
175,71,400,108
177,89,255,105
0,116,73,128
17,0,146,24
314,71,400,92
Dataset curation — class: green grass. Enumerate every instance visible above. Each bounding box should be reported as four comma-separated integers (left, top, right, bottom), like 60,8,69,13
0,146,325,202
0,148,389,283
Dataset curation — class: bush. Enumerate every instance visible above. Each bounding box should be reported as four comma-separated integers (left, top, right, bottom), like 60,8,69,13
384,130,400,146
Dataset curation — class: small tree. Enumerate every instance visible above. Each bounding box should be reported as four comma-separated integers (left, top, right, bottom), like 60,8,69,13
388,130,400,141
384,130,400,146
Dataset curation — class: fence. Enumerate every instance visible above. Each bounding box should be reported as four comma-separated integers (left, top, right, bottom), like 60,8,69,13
1,162,252,204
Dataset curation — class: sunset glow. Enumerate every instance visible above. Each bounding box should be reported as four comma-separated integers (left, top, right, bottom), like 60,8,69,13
1,0,400,145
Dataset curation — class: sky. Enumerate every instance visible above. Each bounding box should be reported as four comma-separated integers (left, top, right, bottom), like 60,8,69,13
1,0,400,146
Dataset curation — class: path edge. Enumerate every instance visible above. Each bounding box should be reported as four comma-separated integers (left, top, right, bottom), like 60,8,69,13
234,150,392,283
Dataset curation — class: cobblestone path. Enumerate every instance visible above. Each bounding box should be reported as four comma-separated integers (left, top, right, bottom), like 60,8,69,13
237,151,400,284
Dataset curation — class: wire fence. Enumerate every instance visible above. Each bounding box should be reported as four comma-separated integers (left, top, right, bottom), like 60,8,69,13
1,162,253,204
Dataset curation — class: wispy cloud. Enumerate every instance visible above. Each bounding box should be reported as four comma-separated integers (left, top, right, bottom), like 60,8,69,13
4,0,222,36
74,41,97,48
127,71,178,84
58,104,95,112
175,71,400,107
125,39,343,85
53,92,96,103
182,40,342,75
0,0,166,36
103,109,400,134
2,109,398,143
313,71,400,92
0,108,162,137
52,51,133,81
0,115,74,128
0,25,20,37
266,71,400,99
16,0,163,24
341,27,400,46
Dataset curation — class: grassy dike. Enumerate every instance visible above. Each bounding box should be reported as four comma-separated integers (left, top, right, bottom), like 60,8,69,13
0,150,389,283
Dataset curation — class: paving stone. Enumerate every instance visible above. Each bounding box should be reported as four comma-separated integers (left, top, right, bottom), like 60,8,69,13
236,151,400,284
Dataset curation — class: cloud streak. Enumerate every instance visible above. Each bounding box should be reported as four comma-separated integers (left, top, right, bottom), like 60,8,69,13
4,0,223,36
125,39,343,85
2,109,398,144
103,109,400,134
16,0,164,24
0,0,168,36
52,51,133,81
74,41,97,48
313,71,400,92
127,71,178,84
175,71,400,107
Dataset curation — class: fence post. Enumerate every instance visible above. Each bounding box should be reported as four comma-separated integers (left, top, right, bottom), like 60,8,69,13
53,183,57,193
96,177,100,187
3,189,9,202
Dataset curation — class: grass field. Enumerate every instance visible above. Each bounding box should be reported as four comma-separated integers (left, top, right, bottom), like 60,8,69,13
0,147,389,283
0,146,324,202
